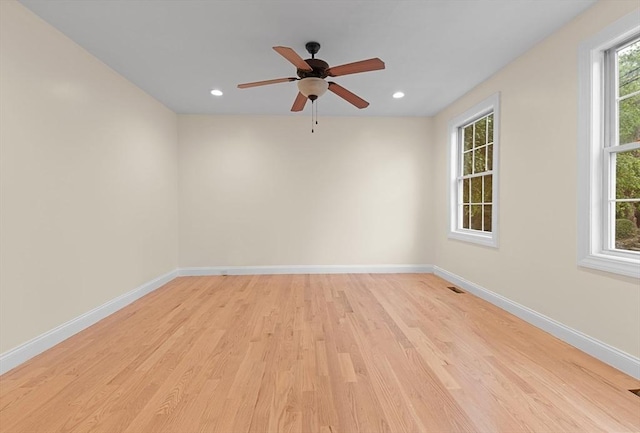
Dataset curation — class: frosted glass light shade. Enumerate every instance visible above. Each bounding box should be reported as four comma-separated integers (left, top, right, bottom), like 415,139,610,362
297,77,328,99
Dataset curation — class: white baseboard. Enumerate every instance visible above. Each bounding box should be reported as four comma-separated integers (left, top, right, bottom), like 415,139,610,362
0,270,178,376
178,264,434,276
3,264,637,381
433,266,640,379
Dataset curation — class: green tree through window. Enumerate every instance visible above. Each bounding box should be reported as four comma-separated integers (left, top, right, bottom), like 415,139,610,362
614,39,640,251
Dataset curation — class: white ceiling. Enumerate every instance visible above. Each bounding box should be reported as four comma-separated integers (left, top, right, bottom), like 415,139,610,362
20,0,597,117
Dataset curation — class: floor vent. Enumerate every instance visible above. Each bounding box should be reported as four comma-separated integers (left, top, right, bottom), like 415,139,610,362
447,286,464,294
630,389,640,397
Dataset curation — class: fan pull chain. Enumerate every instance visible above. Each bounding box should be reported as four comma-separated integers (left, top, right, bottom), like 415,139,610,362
310,99,319,133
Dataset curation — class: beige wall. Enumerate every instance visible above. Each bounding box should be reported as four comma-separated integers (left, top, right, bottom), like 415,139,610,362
0,2,179,352
178,115,432,267
432,0,640,358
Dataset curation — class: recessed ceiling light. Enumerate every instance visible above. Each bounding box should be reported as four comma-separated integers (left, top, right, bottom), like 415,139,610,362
210,89,223,96
393,91,405,99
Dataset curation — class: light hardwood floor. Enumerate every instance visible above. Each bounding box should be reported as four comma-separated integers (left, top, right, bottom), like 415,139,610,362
1,274,639,432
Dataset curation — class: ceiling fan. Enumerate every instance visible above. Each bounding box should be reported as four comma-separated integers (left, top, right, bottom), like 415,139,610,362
237,42,385,112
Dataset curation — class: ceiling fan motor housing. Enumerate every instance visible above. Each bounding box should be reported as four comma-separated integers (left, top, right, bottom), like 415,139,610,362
297,58,329,79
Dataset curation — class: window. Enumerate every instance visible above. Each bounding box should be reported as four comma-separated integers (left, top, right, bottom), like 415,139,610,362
578,10,640,278
448,93,500,247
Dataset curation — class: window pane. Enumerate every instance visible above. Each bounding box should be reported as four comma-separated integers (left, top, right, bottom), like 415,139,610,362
615,201,640,251
616,149,640,200
484,175,492,203
483,205,492,232
463,151,472,175
463,178,470,203
463,205,470,229
474,147,486,173
619,39,640,98
474,117,487,147
487,114,494,144
619,93,640,145
471,205,482,230
463,125,473,151
471,177,482,204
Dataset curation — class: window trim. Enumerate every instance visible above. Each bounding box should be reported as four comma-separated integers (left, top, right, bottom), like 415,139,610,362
577,10,640,279
448,93,500,248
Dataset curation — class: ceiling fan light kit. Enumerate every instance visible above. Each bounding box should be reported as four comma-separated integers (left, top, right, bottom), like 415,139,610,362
297,77,328,100
237,41,385,131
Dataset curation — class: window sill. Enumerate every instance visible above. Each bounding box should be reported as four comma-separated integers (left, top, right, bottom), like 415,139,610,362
579,253,640,278
448,230,498,248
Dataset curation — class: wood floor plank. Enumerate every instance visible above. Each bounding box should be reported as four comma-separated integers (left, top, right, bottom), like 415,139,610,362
1,273,639,432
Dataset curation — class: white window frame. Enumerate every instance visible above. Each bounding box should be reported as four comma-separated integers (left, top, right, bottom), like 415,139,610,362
448,93,500,247
578,10,640,279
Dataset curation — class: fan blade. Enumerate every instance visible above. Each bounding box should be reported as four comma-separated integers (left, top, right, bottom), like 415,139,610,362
326,58,385,77
328,82,369,109
237,77,297,89
273,46,313,71
291,92,307,112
